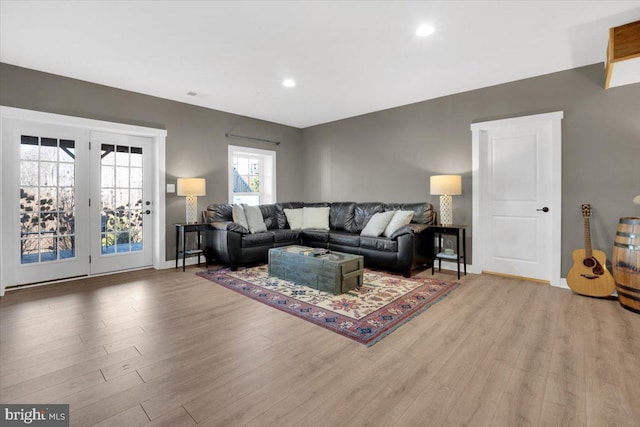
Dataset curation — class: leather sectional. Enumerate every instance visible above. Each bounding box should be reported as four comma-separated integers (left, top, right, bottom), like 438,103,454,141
204,202,436,277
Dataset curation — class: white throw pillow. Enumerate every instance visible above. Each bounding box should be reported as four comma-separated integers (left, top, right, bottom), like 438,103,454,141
241,204,267,234
383,210,414,237
302,207,330,230
232,204,249,230
283,208,304,230
360,211,395,237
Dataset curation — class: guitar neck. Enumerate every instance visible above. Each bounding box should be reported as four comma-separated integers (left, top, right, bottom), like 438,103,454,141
584,216,593,258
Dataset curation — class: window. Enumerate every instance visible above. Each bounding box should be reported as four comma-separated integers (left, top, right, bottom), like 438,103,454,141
228,145,276,206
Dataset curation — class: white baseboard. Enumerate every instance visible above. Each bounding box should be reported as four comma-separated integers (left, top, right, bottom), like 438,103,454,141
557,278,570,289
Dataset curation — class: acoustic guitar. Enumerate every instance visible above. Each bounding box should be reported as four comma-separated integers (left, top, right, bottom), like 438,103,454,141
567,204,615,297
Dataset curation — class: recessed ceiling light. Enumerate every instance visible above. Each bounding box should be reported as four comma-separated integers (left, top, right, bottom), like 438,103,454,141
416,24,435,37
282,79,296,88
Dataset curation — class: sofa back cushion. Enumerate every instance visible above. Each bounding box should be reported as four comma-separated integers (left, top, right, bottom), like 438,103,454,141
385,202,434,224
353,202,385,233
205,203,233,222
329,202,356,231
304,202,330,208
258,204,279,229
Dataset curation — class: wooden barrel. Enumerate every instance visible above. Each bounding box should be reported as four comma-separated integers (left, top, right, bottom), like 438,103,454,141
613,217,640,314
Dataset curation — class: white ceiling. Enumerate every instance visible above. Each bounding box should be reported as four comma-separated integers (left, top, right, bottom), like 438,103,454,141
1,1,639,128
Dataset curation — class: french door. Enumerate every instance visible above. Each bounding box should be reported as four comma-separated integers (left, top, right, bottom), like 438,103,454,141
89,131,153,274
2,120,154,286
3,121,90,284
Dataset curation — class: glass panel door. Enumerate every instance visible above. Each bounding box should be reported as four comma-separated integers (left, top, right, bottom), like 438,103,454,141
90,131,153,274
2,120,89,285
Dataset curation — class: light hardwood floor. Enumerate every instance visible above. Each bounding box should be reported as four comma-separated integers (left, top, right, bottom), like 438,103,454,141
1,265,638,426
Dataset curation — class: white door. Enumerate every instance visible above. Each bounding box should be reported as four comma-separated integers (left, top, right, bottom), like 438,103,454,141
2,120,90,285
1,121,155,287
471,112,562,285
89,131,153,274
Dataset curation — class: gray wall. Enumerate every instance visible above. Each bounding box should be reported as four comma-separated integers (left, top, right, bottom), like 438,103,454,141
2,62,638,276
302,63,640,274
0,63,304,261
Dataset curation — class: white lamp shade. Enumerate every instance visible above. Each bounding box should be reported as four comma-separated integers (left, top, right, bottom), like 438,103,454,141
177,178,206,196
430,175,462,195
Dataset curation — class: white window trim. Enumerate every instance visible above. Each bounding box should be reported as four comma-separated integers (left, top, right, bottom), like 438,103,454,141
0,106,167,296
228,144,276,205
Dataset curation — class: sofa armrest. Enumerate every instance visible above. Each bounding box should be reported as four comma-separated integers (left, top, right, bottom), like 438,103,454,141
211,221,250,234
389,223,429,240
205,227,243,266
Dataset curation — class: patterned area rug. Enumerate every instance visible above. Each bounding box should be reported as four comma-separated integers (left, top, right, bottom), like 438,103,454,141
197,265,458,346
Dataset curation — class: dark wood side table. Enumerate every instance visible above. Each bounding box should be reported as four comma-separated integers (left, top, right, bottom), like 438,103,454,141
174,223,209,272
431,224,467,280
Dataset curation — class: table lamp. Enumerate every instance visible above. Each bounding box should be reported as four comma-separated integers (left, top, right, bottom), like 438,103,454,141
177,178,206,223
430,175,462,225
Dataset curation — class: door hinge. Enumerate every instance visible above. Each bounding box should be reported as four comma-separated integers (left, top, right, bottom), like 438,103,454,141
89,198,91,207
89,255,92,263
89,141,91,150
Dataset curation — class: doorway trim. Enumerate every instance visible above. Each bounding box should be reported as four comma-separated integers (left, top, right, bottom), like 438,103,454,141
470,111,563,287
0,106,167,296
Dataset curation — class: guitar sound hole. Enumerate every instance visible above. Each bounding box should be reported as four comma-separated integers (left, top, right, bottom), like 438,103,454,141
583,258,596,268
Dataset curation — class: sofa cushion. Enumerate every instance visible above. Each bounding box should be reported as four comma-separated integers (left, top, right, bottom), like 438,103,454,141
328,231,360,247
385,202,434,224
360,236,398,252
276,202,304,228
259,204,279,230
353,202,386,233
302,207,330,230
206,203,233,222
241,232,274,248
211,221,249,234
329,202,356,231
360,211,395,237
302,229,329,244
242,204,268,234
270,229,302,243
383,210,414,237
283,208,303,230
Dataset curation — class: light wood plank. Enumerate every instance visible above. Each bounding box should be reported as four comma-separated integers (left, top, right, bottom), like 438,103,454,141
0,265,637,427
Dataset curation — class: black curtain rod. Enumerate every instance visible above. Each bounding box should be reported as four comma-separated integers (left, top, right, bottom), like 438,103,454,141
225,133,281,146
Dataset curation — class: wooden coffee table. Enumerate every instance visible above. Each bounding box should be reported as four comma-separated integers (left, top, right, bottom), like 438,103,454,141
268,245,364,294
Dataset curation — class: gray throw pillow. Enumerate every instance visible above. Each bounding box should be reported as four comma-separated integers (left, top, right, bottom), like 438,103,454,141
232,204,249,230
383,210,414,237
302,207,330,230
283,208,304,230
360,211,395,237
241,204,267,234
